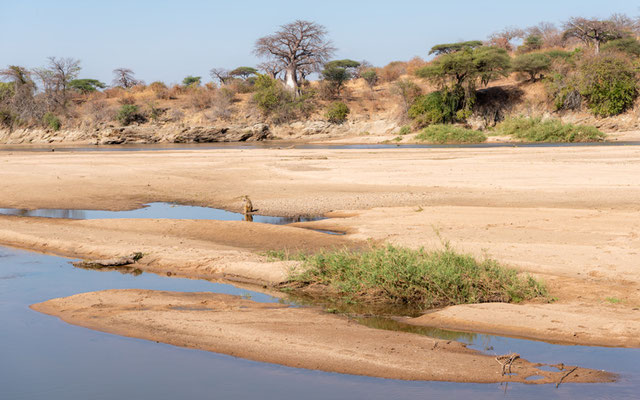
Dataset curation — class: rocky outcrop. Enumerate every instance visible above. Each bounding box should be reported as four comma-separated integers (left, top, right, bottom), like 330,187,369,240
0,123,272,145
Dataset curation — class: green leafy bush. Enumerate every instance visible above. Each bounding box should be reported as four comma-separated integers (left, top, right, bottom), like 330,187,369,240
115,104,146,126
415,124,487,144
42,112,61,131
494,117,605,142
601,38,640,57
579,55,638,117
408,89,464,127
397,125,411,135
512,53,551,81
252,75,314,123
325,101,350,123
287,244,547,309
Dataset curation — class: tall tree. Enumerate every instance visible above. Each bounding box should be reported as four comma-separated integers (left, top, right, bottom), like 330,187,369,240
254,20,335,95
34,57,81,110
209,68,232,84
112,68,140,88
563,17,627,54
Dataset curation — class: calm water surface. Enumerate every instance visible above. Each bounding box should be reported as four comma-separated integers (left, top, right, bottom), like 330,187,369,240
1,246,639,399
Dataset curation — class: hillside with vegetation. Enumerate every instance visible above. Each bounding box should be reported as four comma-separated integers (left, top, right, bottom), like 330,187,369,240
2,14,640,144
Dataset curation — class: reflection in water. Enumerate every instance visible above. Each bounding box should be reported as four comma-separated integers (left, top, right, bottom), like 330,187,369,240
1,247,640,399
0,203,324,225
357,316,479,343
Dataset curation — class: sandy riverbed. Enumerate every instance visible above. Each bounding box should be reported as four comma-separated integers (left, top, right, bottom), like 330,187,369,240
2,145,639,377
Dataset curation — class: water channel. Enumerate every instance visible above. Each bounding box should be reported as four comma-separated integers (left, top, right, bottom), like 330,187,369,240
1,202,639,399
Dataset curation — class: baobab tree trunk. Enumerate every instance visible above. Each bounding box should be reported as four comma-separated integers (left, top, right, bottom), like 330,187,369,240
284,66,299,95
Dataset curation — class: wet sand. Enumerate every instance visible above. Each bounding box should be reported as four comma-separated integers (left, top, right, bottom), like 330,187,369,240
1,145,639,362
31,289,613,384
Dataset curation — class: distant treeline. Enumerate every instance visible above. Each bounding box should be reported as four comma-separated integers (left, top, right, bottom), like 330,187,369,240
2,14,639,131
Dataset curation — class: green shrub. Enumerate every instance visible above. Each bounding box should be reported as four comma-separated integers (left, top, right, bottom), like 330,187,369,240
601,38,640,57
325,101,350,123
512,53,551,81
252,75,314,123
494,117,605,142
115,104,146,126
397,125,411,135
0,109,17,128
408,89,464,127
361,69,378,89
415,124,487,144
42,112,61,131
579,54,638,117
287,244,547,309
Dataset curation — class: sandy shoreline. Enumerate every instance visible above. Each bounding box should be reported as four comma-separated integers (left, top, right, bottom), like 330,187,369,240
31,289,614,384
2,144,639,380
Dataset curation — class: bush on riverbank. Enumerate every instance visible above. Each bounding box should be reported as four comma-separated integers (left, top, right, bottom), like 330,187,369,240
494,117,605,142
281,244,546,309
415,124,487,144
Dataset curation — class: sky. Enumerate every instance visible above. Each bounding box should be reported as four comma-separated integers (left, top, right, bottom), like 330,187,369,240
1,0,639,85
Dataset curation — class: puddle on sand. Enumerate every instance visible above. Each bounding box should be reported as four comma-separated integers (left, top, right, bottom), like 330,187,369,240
1,246,640,399
0,202,344,235
0,202,324,225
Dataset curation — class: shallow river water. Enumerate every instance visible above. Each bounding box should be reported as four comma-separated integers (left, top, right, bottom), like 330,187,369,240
2,246,639,400
1,202,639,399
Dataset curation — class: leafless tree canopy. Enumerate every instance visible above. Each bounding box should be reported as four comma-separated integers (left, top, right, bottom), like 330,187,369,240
254,20,335,93
209,68,232,84
487,27,525,52
112,68,140,88
563,17,628,54
34,57,81,110
526,22,563,48
257,61,283,80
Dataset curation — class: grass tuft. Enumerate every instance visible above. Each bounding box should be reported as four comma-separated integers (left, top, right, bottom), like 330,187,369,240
286,244,546,310
415,124,487,144
493,117,605,142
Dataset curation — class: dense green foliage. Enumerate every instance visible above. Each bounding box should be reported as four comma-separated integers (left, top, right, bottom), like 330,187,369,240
494,117,606,142
115,104,146,126
512,53,552,81
408,89,465,127
229,67,258,79
325,101,350,123
579,55,638,117
416,44,510,119
415,124,487,144
69,79,106,94
42,112,61,131
287,244,547,309
429,40,483,55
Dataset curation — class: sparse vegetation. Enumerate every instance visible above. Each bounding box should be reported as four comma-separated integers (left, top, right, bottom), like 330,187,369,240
286,244,547,309
494,117,605,142
416,124,487,144
42,112,61,131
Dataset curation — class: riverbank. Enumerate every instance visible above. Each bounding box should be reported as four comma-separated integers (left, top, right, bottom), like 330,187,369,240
31,288,613,384
2,145,639,356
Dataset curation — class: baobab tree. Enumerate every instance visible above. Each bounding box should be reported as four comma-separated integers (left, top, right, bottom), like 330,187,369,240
34,57,81,110
112,68,140,88
254,20,335,95
563,17,627,54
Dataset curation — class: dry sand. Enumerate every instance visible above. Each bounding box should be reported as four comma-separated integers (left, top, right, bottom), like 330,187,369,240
1,145,639,374
31,289,613,384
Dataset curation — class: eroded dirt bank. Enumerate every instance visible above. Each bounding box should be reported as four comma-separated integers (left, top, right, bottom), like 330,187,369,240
30,289,614,384
2,146,639,347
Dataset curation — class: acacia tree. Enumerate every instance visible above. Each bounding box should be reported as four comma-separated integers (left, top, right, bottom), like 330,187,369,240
112,68,140,88
230,67,258,80
254,20,335,95
563,17,627,54
321,59,360,96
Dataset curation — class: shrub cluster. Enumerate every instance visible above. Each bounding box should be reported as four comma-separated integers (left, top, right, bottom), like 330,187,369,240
415,124,487,144
42,112,61,131
115,104,146,126
325,101,350,123
286,244,547,309
494,117,605,142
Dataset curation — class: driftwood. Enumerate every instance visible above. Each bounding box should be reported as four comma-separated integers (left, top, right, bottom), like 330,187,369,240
495,353,520,376
72,252,144,269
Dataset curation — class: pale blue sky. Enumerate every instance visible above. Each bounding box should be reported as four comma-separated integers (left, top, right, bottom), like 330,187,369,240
2,0,638,84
